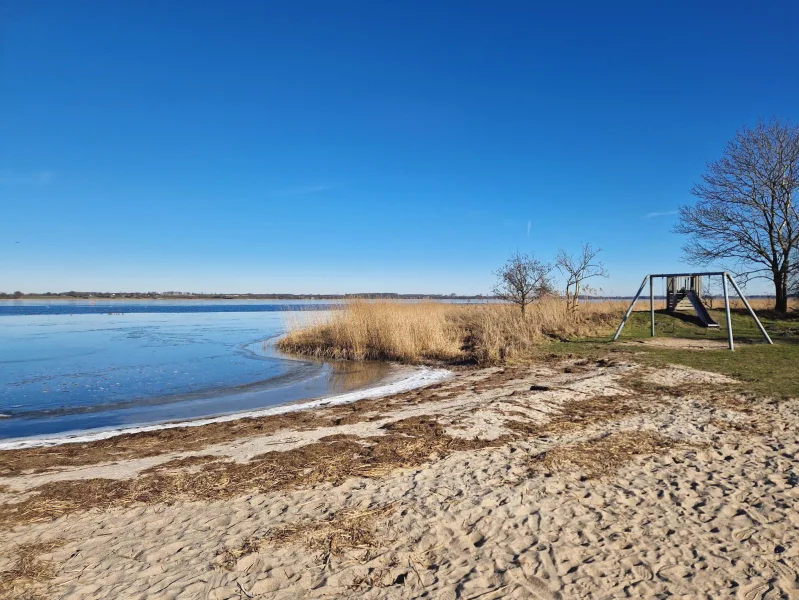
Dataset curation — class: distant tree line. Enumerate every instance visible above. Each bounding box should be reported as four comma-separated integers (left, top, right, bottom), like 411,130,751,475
0,291,491,301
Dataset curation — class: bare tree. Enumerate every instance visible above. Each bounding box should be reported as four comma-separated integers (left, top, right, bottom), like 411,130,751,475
555,243,608,311
492,251,553,314
675,118,799,312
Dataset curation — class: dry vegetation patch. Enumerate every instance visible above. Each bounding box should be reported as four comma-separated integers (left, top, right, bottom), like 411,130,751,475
0,539,65,600
0,417,499,528
278,300,625,364
504,394,650,438
530,431,678,478
139,454,223,474
220,505,395,570
0,410,335,477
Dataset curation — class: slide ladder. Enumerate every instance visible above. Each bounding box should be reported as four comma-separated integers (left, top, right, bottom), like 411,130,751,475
683,290,719,328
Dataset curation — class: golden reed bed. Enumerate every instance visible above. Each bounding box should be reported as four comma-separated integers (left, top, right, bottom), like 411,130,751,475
277,297,791,365
277,299,626,364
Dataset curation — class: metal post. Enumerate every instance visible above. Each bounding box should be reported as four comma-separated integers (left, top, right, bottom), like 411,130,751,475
721,273,734,351
726,274,774,344
650,275,655,337
613,275,650,341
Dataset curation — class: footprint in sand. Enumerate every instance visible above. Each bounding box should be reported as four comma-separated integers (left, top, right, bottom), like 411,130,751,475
741,582,770,600
732,528,756,543
750,505,776,525
630,565,654,582
437,588,457,600
769,560,799,590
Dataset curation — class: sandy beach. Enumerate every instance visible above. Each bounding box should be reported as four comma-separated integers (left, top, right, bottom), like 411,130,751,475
5,2,798,597
1,355,798,599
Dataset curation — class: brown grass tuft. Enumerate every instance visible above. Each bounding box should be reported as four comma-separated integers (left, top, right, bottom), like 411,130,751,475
504,393,649,438
220,505,395,569
139,454,223,475
530,431,677,478
0,539,65,600
278,300,626,365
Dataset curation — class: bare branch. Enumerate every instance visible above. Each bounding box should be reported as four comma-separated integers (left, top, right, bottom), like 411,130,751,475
675,117,799,312
492,251,553,314
555,243,609,311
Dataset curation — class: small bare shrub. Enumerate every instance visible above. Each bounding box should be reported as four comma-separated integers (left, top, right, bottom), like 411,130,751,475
492,251,554,314
556,243,608,311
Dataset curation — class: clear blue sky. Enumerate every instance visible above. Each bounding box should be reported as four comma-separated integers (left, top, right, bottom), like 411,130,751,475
2,1,797,295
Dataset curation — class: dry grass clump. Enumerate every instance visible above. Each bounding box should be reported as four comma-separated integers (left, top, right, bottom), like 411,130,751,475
0,539,65,600
0,417,498,529
456,301,624,364
504,389,648,438
279,302,464,363
531,431,676,478
220,505,395,569
278,300,626,365
139,454,222,475
267,505,394,563
726,297,797,311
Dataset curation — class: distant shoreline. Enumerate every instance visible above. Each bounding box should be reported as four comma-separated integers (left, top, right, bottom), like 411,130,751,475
0,293,492,301
0,294,779,301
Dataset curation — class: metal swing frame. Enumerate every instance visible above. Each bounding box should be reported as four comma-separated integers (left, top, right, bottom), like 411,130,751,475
612,271,773,351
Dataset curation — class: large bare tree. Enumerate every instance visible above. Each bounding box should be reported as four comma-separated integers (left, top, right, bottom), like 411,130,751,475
675,118,799,312
555,243,608,311
492,251,553,314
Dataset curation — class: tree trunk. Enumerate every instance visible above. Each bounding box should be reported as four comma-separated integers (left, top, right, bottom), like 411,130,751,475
775,272,789,313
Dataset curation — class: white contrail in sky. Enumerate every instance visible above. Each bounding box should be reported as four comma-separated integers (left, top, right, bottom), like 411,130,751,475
526,220,531,236
643,210,678,219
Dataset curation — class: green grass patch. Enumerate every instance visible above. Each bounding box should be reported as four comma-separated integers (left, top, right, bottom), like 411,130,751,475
620,307,798,342
542,308,799,399
630,342,799,398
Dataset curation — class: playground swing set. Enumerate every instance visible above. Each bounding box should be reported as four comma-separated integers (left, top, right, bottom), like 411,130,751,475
612,271,773,351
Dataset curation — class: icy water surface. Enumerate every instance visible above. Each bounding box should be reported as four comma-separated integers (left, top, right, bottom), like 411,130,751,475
0,302,391,440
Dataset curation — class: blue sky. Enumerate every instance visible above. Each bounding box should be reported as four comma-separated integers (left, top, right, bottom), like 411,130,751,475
1,1,797,295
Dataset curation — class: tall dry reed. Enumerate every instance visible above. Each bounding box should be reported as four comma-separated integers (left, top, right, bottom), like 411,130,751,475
277,299,626,365
278,302,464,363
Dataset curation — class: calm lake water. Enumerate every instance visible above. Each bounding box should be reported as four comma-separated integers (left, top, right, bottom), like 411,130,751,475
0,300,392,441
